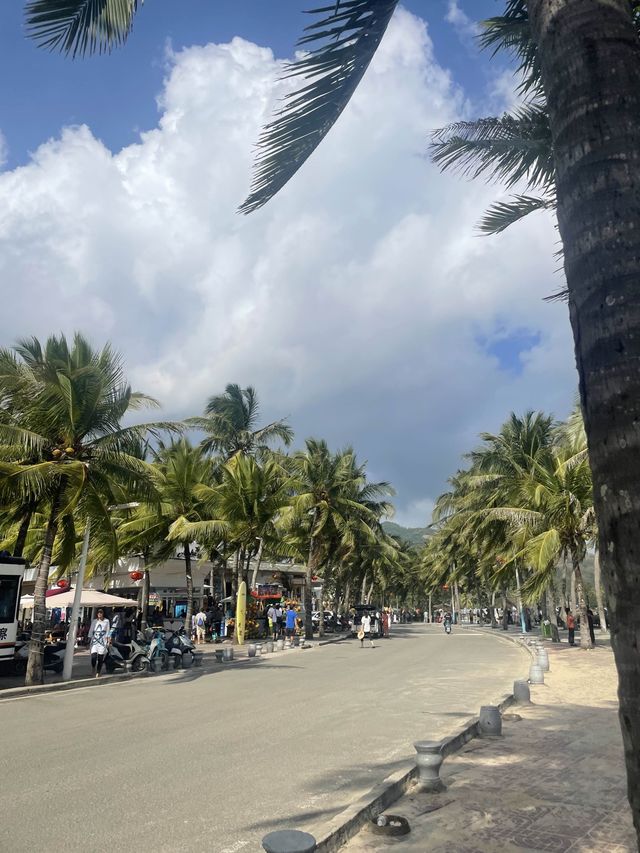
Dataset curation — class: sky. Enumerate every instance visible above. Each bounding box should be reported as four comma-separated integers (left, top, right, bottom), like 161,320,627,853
0,1,577,526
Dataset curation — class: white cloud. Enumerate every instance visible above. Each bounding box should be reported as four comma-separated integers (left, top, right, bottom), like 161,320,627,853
0,9,576,527
445,0,480,46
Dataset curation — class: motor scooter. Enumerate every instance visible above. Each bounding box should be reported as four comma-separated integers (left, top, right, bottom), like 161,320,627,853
444,621,452,635
104,635,150,673
13,640,65,676
164,629,199,668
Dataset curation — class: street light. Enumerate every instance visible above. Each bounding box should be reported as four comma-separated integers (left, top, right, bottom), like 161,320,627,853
62,502,140,681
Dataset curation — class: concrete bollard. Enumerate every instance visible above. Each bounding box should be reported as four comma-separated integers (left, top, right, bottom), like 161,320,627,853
293,635,300,647
479,705,502,737
514,680,531,704
255,644,263,656
262,829,317,853
223,648,234,662
537,649,550,672
413,740,446,792
248,644,257,658
214,649,224,662
529,663,544,684
266,641,274,653
276,639,285,651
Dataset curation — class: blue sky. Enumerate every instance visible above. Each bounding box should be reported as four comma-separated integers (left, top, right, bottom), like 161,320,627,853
1,0,503,169
0,2,575,526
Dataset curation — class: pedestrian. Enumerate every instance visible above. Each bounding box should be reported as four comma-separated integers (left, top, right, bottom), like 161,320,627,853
359,612,374,648
285,604,298,644
443,612,452,634
267,603,277,640
566,609,576,646
382,610,390,638
587,608,596,645
88,608,110,678
276,604,284,640
194,606,207,645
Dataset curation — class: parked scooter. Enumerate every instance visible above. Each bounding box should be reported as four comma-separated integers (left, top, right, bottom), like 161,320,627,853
163,628,198,668
14,640,65,676
104,634,150,673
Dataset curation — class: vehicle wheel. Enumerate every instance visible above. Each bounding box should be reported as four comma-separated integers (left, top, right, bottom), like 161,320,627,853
172,654,181,670
160,651,170,671
105,658,116,674
131,656,148,672
53,663,64,674
14,659,27,676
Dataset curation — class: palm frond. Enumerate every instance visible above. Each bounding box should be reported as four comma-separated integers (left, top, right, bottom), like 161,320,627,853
25,0,140,58
478,193,553,234
240,0,399,213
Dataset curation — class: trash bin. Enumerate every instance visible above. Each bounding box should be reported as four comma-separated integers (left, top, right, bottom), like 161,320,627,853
540,622,551,639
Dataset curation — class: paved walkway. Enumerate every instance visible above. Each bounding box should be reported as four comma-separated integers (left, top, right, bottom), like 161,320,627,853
343,639,637,853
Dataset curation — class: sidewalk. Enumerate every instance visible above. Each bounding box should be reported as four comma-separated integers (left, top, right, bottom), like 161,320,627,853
342,640,636,853
0,632,349,692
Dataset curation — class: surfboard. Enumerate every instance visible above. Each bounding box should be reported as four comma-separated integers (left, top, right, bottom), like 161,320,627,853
236,581,247,645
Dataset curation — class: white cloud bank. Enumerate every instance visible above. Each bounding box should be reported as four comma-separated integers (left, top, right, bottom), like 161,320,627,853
0,9,576,525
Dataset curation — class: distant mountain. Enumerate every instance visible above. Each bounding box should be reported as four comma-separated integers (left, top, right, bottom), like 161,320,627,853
382,521,429,546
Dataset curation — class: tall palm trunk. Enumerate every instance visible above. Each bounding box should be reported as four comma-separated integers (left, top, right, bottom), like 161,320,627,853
183,541,194,635
26,485,62,685
570,569,577,618
489,591,498,629
13,510,34,559
305,539,322,640
546,585,560,643
529,0,640,838
360,572,367,603
570,551,592,650
593,549,607,632
250,538,264,590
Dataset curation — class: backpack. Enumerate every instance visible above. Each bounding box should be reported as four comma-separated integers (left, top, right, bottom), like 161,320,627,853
197,615,204,627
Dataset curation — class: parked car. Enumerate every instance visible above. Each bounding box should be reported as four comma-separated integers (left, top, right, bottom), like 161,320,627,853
312,610,336,632
349,604,382,638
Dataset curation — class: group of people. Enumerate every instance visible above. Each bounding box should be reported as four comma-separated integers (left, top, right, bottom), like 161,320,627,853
266,603,299,642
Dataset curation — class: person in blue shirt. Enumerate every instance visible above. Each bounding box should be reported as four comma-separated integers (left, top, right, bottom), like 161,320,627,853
285,605,298,643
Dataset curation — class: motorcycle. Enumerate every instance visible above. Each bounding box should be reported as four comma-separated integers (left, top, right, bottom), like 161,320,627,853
163,629,198,668
444,621,452,635
14,640,65,676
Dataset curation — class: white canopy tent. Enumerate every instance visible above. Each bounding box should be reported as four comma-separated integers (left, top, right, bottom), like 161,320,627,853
20,589,136,609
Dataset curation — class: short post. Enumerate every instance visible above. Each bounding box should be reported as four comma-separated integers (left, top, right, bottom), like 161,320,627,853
248,644,257,658
537,649,550,672
223,648,234,662
513,680,531,704
479,705,502,737
529,662,544,684
413,740,446,792
276,639,285,651
266,641,274,653
262,829,317,853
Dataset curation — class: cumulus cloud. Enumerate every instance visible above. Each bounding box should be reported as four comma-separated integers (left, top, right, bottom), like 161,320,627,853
445,0,480,46
0,9,576,525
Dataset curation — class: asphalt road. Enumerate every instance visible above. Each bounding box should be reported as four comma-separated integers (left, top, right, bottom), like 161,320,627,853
1,624,526,852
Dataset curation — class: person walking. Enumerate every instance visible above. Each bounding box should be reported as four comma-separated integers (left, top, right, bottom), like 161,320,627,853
267,603,277,640
566,609,576,646
88,608,110,678
194,606,207,645
275,604,284,640
285,604,298,645
359,613,375,648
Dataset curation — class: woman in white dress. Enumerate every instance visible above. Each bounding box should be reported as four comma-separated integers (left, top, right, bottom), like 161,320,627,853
88,608,110,677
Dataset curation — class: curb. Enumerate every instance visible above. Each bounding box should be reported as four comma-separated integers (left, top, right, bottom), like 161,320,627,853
310,692,516,853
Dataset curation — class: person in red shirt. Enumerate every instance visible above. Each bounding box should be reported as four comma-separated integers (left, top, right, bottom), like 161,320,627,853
566,609,576,646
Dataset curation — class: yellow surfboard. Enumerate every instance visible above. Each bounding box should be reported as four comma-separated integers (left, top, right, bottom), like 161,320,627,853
236,581,247,645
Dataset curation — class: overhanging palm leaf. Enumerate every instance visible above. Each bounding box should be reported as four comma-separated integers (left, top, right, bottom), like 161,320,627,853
240,0,399,213
25,0,140,58
478,193,553,235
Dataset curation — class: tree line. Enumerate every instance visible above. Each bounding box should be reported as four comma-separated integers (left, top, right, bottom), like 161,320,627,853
0,333,418,685
420,408,605,648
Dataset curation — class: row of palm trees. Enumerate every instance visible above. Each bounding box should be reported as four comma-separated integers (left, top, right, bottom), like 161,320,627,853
0,333,416,685
420,409,604,649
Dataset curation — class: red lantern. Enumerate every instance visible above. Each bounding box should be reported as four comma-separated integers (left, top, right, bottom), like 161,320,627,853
57,578,69,589
311,576,319,582
129,570,143,582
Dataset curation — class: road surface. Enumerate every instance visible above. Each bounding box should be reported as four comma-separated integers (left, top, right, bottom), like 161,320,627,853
1,624,526,852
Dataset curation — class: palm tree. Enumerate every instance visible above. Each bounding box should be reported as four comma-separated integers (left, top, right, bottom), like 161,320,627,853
189,384,293,460
170,451,291,642
284,439,393,638
0,333,166,684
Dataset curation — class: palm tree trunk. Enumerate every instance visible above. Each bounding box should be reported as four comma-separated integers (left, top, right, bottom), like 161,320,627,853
546,586,560,643
183,541,194,636
250,538,264,590
528,1,640,838
360,572,367,603
26,485,63,686
428,592,432,624
13,510,33,559
490,591,498,628
366,578,375,604
570,549,592,651
305,539,322,640
140,552,150,631
593,549,607,633
570,569,577,618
